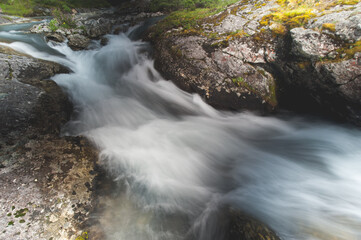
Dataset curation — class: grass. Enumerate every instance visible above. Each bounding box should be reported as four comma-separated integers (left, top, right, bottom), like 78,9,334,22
0,0,110,16
151,0,239,37
0,1,33,16
150,0,238,12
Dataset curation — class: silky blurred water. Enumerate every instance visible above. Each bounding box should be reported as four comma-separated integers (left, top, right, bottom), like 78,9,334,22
2,22,361,240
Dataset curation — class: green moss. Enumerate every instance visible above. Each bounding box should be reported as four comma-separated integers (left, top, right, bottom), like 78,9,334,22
150,0,238,12
320,40,361,62
233,74,277,107
8,221,14,226
225,30,246,41
260,7,315,29
7,213,11,217
151,0,238,38
345,40,361,55
0,0,109,16
19,219,25,223
14,208,28,218
170,45,183,58
210,39,229,48
266,81,278,107
232,77,245,86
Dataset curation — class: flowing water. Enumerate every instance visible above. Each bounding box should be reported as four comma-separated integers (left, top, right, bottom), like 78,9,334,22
2,21,361,240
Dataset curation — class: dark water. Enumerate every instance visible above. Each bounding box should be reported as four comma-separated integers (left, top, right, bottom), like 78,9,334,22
2,22,361,240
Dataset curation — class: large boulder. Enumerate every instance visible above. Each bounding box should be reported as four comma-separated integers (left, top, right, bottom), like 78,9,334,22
152,34,277,112
148,0,361,124
67,33,91,50
0,47,70,141
0,46,101,239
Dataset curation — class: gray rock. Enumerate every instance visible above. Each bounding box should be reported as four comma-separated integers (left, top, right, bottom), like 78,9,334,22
152,35,277,112
45,32,66,42
68,33,91,50
0,46,101,240
148,0,361,124
291,28,339,59
0,15,11,24
0,47,70,139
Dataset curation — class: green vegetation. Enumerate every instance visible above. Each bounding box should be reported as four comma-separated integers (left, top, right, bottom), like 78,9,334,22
0,0,110,16
232,75,277,107
51,8,76,29
0,0,33,16
232,76,245,85
151,0,238,37
336,40,361,60
14,208,28,218
260,0,317,30
150,0,238,12
48,19,59,32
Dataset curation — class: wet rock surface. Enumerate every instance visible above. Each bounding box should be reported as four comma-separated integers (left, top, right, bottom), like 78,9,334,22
227,209,280,240
0,46,101,239
148,0,361,124
152,33,277,112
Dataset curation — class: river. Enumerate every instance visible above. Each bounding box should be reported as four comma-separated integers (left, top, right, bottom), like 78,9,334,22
1,20,361,240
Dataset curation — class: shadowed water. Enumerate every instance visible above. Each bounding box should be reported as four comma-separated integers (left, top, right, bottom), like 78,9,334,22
2,23,361,240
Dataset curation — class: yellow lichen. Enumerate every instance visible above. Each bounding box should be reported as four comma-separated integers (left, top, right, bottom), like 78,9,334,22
225,30,246,41
337,0,359,5
322,23,336,32
297,61,311,69
75,232,88,240
343,41,361,58
270,22,287,35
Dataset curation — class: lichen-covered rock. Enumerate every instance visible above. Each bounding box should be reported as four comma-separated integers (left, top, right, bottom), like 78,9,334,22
0,46,102,239
0,47,70,140
227,208,280,240
152,33,277,112
290,28,340,59
148,0,361,124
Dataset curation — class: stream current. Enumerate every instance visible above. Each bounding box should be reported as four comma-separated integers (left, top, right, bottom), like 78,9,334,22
2,20,361,240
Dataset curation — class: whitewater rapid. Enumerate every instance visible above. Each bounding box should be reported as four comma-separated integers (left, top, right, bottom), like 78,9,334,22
2,22,361,240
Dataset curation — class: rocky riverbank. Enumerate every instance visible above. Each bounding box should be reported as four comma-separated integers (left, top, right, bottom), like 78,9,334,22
147,0,361,124
2,1,359,239
0,45,103,239
30,8,163,50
